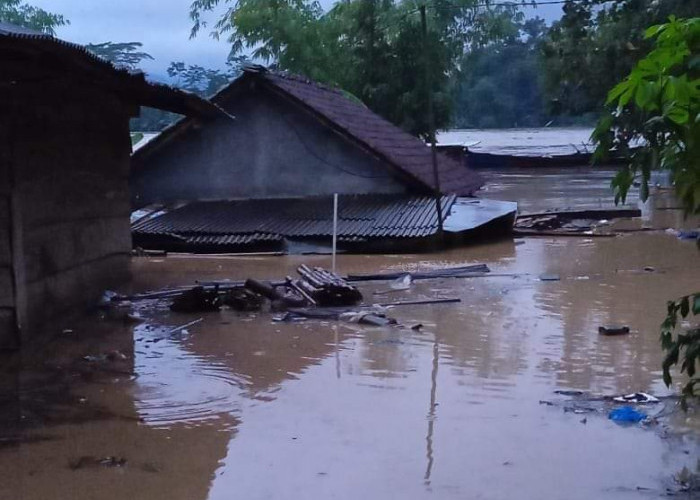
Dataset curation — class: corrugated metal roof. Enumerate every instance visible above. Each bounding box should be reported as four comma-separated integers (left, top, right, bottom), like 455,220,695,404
182,233,283,246
133,194,456,249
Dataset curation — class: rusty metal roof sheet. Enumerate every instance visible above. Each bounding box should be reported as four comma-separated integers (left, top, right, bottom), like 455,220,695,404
133,194,456,249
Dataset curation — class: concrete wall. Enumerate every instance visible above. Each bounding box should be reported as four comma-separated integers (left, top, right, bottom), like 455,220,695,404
1,79,132,344
132,84,407,207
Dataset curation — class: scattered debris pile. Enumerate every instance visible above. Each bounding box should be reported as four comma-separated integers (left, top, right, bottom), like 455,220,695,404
170,266,363,313
171,286,222,312
515,208,642,237
294,265,363,306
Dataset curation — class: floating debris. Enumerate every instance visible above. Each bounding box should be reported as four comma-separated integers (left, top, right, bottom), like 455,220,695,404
221,287,265,312
347,264,490,282
612,392,660,404
598,325,631,336
608,406,647,424
296,265,363,306
82,351,128,363
554,389,586,396
170,286,222,312
515,208,641,237
69,456,127,470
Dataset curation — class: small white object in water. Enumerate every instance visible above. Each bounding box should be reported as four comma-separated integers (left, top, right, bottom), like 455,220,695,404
613,392,659,404
390,273,412,290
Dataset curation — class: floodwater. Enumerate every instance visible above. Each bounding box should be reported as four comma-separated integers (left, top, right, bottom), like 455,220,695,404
437,127,595,156
2,169,700,500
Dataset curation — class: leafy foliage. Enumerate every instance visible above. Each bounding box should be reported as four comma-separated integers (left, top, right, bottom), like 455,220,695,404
541,0,699,118
167,57,245,97
85,42,154,71
661,294,700,409
188,0,524,137
131,57,249,132
0,0,68,34
454,17,548,128
592,16,699,214
594,17,700,407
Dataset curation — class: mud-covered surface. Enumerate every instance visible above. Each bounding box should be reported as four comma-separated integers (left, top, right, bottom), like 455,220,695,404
2,169,699,500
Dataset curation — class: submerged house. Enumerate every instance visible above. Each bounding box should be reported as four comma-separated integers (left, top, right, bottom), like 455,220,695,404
0,23,223,348
131,66,516,253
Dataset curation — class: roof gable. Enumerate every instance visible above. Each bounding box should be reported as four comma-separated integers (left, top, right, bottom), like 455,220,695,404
134,67,483,196
258,71,483,196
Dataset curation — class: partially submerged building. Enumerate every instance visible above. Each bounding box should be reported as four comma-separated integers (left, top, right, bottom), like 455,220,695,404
131,66,516,253
0,22,223,348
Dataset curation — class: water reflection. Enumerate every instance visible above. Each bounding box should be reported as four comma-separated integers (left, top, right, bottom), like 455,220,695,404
2,169,699,500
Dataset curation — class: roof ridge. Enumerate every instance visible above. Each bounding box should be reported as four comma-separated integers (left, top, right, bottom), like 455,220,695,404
260,69,348,96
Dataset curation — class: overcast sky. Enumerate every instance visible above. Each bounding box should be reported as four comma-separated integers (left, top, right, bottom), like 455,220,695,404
34,0,564,79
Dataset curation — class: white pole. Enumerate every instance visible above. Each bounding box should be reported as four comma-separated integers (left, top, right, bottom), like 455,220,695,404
332,193,338,273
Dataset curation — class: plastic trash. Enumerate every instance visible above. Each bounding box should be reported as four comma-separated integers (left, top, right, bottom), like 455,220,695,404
612,392,659,404
608,406,647,423
390,273,413,290
677,230,700,240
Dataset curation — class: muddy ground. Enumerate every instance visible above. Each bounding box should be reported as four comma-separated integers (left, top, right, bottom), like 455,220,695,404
1,168,699,500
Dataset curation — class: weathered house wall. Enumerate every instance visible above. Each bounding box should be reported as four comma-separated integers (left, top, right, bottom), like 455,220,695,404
0,114,14,348
132,85,407,207
1,80,132,345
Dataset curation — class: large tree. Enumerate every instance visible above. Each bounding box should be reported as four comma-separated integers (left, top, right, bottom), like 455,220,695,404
188,0,521,137
0,0,67,34
541,0,700,119
454,17,549,128
85,42,154,71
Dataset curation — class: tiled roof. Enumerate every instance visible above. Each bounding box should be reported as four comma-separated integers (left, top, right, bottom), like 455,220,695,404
260,71,483,195
133,194,456,252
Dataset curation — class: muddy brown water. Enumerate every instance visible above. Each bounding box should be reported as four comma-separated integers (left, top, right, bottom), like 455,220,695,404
2,169,699,500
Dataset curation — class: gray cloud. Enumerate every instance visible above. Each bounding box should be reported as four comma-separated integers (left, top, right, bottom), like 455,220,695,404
33,0,232,76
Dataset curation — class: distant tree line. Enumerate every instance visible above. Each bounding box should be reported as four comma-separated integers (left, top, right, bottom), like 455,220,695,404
3,0,698,132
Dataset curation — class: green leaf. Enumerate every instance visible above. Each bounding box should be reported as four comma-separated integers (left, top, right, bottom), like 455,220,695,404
634,80,654,108
606,80,630,105
680,296,690,317
660,330,673,349
666,105,689,125
644,23,665,39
